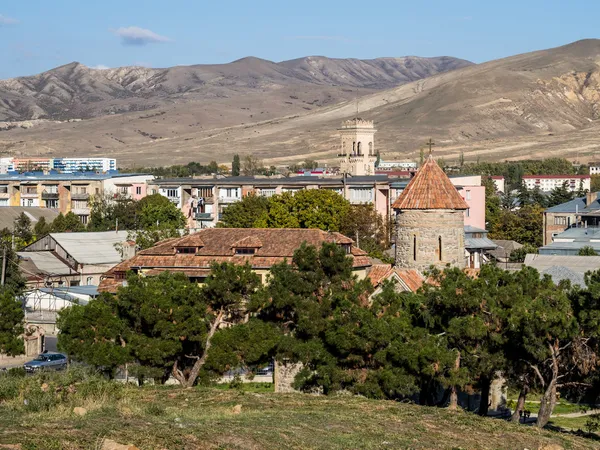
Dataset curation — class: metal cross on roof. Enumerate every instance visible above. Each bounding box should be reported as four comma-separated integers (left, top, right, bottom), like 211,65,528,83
426,138,435,155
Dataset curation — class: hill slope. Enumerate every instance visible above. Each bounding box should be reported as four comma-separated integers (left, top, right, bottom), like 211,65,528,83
2,40,600,166
0,55,471,121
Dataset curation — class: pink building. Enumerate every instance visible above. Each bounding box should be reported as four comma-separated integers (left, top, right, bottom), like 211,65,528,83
131,183,148,201
449,175,486,230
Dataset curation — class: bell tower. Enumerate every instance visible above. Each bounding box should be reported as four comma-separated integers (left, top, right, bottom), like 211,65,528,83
339,118,377,176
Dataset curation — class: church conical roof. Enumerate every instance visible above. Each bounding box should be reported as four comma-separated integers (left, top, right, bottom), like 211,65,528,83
392,155,469,210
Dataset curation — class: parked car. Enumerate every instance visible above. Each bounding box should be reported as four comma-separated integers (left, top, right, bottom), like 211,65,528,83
23,352,67,373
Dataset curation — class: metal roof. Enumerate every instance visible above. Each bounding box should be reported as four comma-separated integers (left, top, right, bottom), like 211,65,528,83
524,254,600,273
150,175,404,187
0,172,152,181
541,266,586,287
0,207,59,231
545,196,587,213
465,237,498,250
464,225,488,233
49,231,129,265
17,251,74,276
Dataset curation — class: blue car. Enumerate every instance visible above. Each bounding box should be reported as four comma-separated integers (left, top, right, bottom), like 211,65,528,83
23,352,67,373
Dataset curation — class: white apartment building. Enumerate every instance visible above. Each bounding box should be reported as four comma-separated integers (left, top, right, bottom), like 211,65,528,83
51,158,117,173
0,158,15,174
590,165,600,175
377,160,418,170
522,175,590,192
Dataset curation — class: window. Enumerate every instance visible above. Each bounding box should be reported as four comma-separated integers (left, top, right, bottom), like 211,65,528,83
72,200,88,209
466,190,471,201
46,200,58,209
260,188,276,198
86,276,93,286
554,216,567,226
73,186,87,194
222,188,239,198
357,142,362,155
166,189,179,198
438,236,442,261
197,187,212,198
350,188,373,202
136,186,142,195
70,280,80,287
235,248,256,255
413,235,417,261
0,186,7,194
466,208,470,217
341,244,351,254
78,215,89,225
44,185,58,194
96,188,100,195
119,186,129,195
175,247,197,254
368,142,373,155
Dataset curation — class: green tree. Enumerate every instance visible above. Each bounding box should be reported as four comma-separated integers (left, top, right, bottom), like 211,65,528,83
136,194,186,230
0,291,25,356
489,205,544,247
266,190,351,231
591,175,600,193
508,244,538,262
579,246,598,256
483,177,501,230
33,216,51,238
340,203,390,257
548,181,575,207
13,212,33,247
242,155,264,176
88,193,138,231
217,194,270,228
58,265,263,387
232,154,241,177
500,190,516,211
50,212,85,232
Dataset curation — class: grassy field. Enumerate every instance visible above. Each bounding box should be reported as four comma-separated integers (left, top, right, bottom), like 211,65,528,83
0,370,599,450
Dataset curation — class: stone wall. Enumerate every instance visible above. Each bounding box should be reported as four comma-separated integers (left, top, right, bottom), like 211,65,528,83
395,209,466,270
274,361,303,393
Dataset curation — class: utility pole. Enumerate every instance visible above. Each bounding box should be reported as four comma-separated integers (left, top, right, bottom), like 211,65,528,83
1,246,6,286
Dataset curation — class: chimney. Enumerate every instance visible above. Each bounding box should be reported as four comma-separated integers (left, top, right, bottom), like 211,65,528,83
586,191,598,207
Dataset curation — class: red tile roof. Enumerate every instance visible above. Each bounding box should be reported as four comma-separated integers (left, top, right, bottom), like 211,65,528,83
392,155,469,210
99,228,368,293
367,264,424,293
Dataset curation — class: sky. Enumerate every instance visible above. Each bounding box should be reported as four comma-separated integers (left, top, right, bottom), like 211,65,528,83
1,0,599,79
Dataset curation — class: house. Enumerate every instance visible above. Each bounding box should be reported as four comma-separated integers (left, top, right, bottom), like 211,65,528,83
18,231,134,288
487,240,523,263
464,226,497,269
367,264,424,297
98,228,372,293
542,195,591,245
522,175,590,193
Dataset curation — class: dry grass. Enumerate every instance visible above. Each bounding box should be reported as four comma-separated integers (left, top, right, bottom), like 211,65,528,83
0,370,598,450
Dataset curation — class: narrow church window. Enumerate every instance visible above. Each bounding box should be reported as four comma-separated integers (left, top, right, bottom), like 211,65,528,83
357,142,362,155
353,142,356,153
413,235,417,261
368,142,373,155
438,236,442,261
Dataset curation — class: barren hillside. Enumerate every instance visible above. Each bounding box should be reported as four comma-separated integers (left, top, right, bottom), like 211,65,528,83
2,40,600,167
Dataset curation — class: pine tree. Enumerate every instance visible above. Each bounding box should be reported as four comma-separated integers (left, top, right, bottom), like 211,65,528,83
232,154,241,176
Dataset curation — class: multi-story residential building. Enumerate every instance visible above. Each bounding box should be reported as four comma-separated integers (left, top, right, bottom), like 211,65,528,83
377,160,418,171
589,164,600,175
522,175,590,192
490,176,505,193
6,157,117,173
148,175,397,230
0,172,154,224
51,157,117,173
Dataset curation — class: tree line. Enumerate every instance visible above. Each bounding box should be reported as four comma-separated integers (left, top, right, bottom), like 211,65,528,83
55,242,600,428
218,189,391,260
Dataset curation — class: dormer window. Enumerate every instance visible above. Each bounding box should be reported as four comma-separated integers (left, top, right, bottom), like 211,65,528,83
176,247,197,254
235,248,256,255
341,244,351,254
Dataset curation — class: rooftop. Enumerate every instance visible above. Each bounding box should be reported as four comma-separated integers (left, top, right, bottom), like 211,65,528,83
522,174,590,179
524,254,600,273
150,175,401,186
0,207,59,231
0,172,152,182
392,155,469,210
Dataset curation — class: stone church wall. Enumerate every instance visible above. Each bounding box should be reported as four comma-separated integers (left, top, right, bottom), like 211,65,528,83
395,209,466,270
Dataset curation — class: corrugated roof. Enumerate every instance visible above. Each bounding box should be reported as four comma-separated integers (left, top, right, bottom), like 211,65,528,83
392,155,468,210
17,251,74,276
49,231,129,265
464,225,487,233
0,207,59,231
524,254,600,273
542,266,586,287
545,196,587,213
465,238,498,250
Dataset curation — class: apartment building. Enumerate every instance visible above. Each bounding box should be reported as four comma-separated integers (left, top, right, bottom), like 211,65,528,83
7,157,117,173
522,175,590,192
0,173,154,224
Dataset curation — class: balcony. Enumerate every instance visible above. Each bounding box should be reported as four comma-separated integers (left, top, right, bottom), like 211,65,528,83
195,212,214,220
42,191,59,200
198,196,214,204
20,190,38,198
71,192,90,200
71,208,90,215
218,196,241,203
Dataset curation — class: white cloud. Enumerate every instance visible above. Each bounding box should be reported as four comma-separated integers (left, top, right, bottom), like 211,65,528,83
91,64,110,70
0,14,19,25
112,26,172,46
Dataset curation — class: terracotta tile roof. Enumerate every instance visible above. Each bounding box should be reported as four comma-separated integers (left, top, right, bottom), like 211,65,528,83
99,228,368,293
392,155,469,210
367,265,424,293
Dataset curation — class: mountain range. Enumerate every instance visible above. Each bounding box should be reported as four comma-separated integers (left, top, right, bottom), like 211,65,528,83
1,40,600,167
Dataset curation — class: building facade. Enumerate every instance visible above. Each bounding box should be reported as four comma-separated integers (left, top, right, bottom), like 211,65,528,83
393,155,469,271
0,173,154,224
6,157,117,173
522,175,590,192
338,118,377,176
